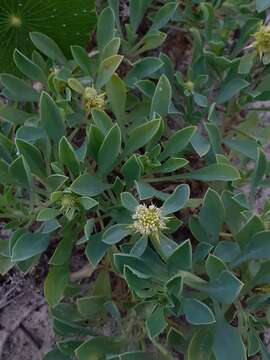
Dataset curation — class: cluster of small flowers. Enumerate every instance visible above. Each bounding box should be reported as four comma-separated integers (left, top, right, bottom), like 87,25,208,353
132,204,167,235
84,87,105,113
252,24,270,58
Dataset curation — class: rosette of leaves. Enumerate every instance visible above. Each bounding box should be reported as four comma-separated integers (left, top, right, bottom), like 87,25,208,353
0,0,96,73
0,7,269,359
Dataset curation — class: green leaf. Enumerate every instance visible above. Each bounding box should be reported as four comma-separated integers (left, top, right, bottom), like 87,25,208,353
206,270,243,304
233,231,270,266
256,0,270,12
188,328,213,360
216,78,249,104
102,224,131,244
167,239,192,274
13,49,46,82
96,55,124,89
183,298,215,325
146,305,166,338
16,139,47,178
150,2,178,31
50,233,74,265
126,119,161,154
206,254,227,280
160,126,196,160
40,92,66,143
199,189,225,244
9,156,32,188
59,137,80,177
136,32,167,55
85,234,109,268
43,349,71,360
77,295,108,318
182,163,240,182
0,1,96,73
106,74,127,120
78,197,98,210
0,74,39,101
130,0,152,32
70,174,110,196
97,124,121,176
121,155,142,187
213,318,246,360
44,264,69,307
0,105,33,125
101,37,121,60
121,192,139,212
150,75,172,118
97,7,115,51
30,32,67,64
125,57,163,87
37,208,59,221
91,108,113,135
71,45,92,75
75,337,122,360
161,184,190,216
12,232,50,261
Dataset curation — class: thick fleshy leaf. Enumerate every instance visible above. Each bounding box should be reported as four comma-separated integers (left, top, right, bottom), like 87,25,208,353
70,174,110,196
183,298,215,325
161,184,190,216
102,224,131,244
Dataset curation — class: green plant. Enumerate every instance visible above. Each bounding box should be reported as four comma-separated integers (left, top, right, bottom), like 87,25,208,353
0,0,96,73
1,1,270,359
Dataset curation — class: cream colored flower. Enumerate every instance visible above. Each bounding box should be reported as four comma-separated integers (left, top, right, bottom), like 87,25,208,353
251,24,270,58
84,87,105,113
132,204,167,236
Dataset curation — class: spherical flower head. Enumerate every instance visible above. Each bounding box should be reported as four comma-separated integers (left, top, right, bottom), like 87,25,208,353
84,87,105,113
132,204,167,236
251,24,270,57
61,194,76,212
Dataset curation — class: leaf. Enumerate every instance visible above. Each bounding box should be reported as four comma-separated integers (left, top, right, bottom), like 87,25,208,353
150,75,172,118
121,192,139,212
146,305,166,338
13,49,46,82
121,155,142,187
161,184,190,216
160,126,196,160
16,139,47,178
1,1,96,73
96,55,124,89
75,337,122,360
59,137,80,177
216,78,249,104
0,74,39,101
126,119,161,154
182,163,240,182
0,105,33,125
44,264,69,307
129,0,152,32
213,318,246,360
37,208,59,221
188,328,213,360
50,233,74,265
12,232,50,261
183,298,215,325
256,0,270,12
96,7,115,51
97,124,121,176
233,231,270,266
102,224,131,244
40,92,66,143
106,74,127,120
70,174,110,196
71,45,92,75
85,234,109,268
206,254,227,280
91,108,113,135
150,2,178,31
167,239,192,274
125,57,163,87
199,189,225,244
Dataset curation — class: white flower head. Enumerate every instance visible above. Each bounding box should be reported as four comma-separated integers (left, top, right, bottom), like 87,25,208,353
132,204,167,236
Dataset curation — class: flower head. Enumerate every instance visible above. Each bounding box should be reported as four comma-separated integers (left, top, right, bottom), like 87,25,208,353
251,24,270,58
84,87,105,113
60,193,77,213
132,204,167,236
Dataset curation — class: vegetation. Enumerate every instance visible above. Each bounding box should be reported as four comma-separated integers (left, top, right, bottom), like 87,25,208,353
0,1,270,359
